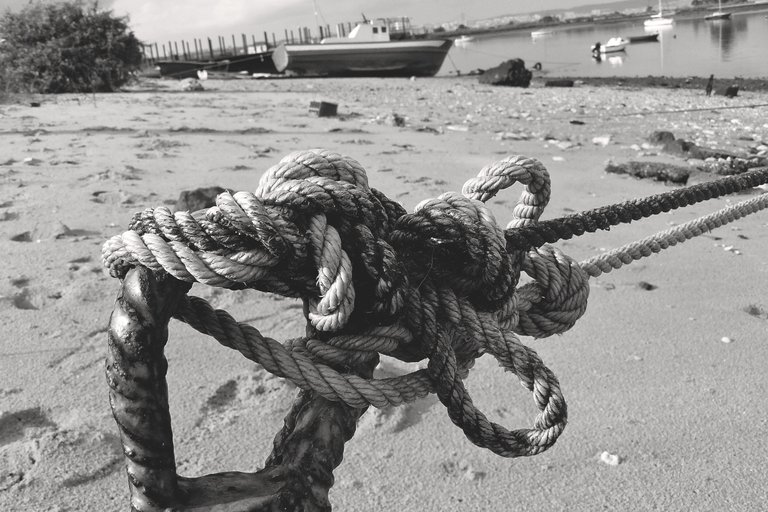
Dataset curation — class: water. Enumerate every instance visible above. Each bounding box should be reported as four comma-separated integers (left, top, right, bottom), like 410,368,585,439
440,8,768,78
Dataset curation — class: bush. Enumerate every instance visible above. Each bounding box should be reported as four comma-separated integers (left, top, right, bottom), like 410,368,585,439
0,1,143,94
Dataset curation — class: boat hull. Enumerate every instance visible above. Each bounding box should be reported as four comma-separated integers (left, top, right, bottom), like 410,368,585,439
156,60,228,79
215,52,278,74
628,33,659,43
272,39,453,77
705,12,732,20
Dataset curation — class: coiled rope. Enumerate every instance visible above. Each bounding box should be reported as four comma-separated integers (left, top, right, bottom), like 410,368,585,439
102,149,768,458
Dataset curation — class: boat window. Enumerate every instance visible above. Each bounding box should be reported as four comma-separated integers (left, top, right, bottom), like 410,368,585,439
373,27,379,33
382,27,387,33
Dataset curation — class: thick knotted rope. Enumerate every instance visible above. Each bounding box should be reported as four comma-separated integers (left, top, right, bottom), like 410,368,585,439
102,149,768,458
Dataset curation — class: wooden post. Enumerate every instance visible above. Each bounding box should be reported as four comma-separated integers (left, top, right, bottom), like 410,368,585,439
173,41,179,60
231,34,237,55
161,43,167,59
241,33,248,54
154,43,160,61
319,26,324,39
264,31,269,48
284,29,289,44
290,29,295,44
272,33,276,47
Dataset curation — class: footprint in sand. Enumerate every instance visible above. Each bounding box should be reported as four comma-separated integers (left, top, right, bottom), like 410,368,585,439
0,408,56,491
195,368,296,431
0,408,125,492
11,288,39,310
744,304,768,320
439,458,487,482
0,408,57,446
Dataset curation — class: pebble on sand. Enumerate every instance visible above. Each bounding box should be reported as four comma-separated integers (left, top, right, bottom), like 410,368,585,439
592,135,612,146
600,451,621,466
720,336,734,344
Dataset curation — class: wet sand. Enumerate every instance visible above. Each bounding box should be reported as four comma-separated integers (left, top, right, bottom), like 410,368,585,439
1,75,767,511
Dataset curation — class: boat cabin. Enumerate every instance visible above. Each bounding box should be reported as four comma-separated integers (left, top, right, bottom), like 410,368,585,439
321,20,392,44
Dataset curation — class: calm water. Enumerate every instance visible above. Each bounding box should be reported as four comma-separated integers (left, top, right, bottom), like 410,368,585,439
440,8,768,78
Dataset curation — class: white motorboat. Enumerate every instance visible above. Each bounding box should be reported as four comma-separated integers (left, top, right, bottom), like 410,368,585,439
591,37,629,55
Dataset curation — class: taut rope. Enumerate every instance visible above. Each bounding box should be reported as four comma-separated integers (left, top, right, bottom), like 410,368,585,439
102,149,768,458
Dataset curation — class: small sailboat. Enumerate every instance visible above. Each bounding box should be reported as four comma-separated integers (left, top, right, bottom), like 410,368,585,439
531,30,553,39
705,0,732,20
454,35,475,46
644,0,674,27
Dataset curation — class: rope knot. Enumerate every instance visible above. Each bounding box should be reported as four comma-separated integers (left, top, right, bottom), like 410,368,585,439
102,149,610,460
392,192,515,311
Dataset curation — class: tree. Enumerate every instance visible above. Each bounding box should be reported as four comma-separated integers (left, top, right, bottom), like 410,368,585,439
0,1,143,94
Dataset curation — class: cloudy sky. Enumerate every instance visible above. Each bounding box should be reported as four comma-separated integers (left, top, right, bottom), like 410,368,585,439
4,0,647,43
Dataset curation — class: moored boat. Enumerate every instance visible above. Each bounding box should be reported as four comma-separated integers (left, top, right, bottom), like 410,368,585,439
644,0,674,27
705,1,732,20
591,37,629,55
271,19,452,77
531,30,553,39
628,33,659,43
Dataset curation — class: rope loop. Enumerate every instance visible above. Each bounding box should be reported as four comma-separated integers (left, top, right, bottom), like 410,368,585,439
103,149,768,459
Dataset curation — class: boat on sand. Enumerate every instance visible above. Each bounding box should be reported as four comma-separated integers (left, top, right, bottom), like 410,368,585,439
156,51,278,79
271,19,452,77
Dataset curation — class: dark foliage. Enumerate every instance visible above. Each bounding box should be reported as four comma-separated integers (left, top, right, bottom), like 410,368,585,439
0,1,143,94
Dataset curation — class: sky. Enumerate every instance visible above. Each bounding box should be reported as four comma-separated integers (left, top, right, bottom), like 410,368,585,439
2,0,654,43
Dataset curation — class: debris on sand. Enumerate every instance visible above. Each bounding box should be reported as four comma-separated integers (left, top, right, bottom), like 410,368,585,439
605,161,691,184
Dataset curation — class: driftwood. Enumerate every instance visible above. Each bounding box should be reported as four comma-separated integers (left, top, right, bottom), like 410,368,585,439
106,266,370,511
604,161,691,184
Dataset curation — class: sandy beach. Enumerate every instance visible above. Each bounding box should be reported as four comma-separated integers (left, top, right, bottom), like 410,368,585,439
1,75,767,511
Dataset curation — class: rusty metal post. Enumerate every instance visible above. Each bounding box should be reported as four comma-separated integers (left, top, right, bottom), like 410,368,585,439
106,266,368,511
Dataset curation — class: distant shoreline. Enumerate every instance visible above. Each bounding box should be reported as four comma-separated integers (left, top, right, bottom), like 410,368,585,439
437,1,768,40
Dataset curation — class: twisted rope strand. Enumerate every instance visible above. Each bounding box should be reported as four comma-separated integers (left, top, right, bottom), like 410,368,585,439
173,295,433,409
580,193,768,277
505,167,768,251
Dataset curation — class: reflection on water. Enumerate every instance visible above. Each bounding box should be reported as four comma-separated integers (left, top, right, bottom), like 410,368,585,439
708,16,745,60
441,9,768,77
591,53,625,68
607,55,624,67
